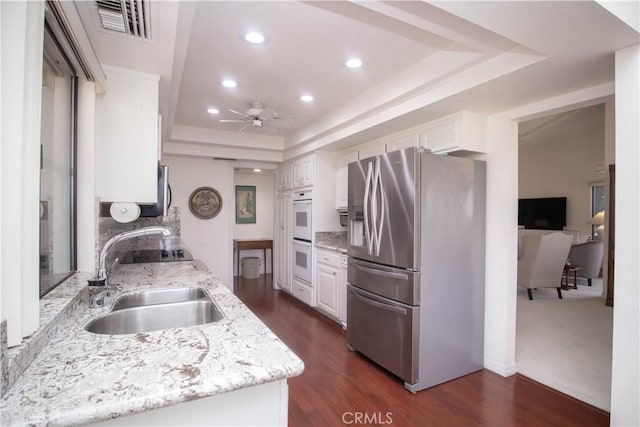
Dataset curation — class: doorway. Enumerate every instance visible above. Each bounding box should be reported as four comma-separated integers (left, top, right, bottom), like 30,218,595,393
515,104,614,411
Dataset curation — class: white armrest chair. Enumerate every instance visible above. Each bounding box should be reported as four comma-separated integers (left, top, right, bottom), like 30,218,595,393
517,232,573,300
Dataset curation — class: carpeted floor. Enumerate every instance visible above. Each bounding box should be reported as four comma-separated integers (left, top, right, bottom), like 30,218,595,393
516,278,613,411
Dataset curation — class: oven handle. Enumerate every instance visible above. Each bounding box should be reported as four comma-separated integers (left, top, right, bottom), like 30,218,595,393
352,262,408,281
350,288,407,315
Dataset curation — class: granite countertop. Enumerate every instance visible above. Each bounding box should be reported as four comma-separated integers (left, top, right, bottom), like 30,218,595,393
315,231,348,253
1,261,304,426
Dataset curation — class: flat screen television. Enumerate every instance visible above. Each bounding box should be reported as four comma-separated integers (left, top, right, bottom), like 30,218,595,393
518,197,567,230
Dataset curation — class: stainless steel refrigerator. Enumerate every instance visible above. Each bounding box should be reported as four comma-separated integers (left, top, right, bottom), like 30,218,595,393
347,146,486,393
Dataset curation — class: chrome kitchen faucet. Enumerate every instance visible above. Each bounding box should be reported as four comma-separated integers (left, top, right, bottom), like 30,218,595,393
88,226,173,307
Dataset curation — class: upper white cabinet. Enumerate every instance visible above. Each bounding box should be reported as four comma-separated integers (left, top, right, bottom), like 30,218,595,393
335,150,358,210
276,164,293,191
292,155,315,188
418,111,486,154
97,66,160,203
386,133,418,152
357,140,386,160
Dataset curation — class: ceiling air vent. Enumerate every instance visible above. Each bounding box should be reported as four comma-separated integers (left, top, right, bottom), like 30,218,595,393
96,0,150,39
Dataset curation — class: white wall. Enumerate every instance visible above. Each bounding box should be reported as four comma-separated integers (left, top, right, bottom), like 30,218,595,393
164,156,234,288
519,104,605,241
1,1,43,346
610,43,640,427
233,171,275,275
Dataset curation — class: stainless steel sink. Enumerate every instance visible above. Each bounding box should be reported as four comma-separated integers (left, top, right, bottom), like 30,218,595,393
111,287,208,311
85,287,223,335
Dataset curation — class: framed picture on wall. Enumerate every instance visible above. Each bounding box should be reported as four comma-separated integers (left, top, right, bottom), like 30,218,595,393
236,185,256,224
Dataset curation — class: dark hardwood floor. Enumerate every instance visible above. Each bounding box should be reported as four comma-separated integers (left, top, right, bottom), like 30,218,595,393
234,275,609,426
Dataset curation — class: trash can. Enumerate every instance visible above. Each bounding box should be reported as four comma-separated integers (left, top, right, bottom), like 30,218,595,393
241,257,260,279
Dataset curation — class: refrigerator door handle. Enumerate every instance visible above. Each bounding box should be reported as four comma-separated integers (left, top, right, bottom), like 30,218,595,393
363,161,373,255
352,262,409,281
351,288,407,315
372,157,385,257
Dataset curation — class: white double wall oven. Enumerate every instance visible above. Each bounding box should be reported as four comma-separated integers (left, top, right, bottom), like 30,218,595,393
292,191,313,283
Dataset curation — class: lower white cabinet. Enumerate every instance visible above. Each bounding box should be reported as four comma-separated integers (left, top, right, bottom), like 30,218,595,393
291,277,314,306
316,263,339,319
315,248,344,322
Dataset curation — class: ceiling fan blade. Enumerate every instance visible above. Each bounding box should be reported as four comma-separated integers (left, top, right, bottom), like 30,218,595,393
229,108,251,119
219,119,247,123
238,123,252,133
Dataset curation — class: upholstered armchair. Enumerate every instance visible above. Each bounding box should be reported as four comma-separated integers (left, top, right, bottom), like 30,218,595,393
517,232,574,300
568,241,604,286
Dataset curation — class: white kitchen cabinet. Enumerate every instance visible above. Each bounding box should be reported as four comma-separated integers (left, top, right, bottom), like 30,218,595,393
291,276,314,306
335,150,358,210
276,164,292,191
97,65,160,203
315,248,340,320
292,155,314,188
358,140,386,160
386,132,418,152
418,111,487,154
275,192,292,293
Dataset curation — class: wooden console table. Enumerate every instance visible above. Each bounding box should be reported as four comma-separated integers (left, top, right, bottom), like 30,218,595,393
234,239,273,277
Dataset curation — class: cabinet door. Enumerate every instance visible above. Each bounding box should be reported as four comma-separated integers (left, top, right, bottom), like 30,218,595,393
277,165,292,191
275,192,292,292
418,117,458,154
316,263,339,318
292,162,303,188
387,133,418,153
97,66,159,203
336,151,358,209
418,112,486,154
358,141,386,160
301,156,315,187
293,156,314,188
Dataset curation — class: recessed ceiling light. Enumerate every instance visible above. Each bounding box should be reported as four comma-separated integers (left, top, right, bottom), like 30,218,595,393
222,79,237,88
244,31,266,44
253,168,262,172
207,108,220,114
345,58,363,68
299,94,314,102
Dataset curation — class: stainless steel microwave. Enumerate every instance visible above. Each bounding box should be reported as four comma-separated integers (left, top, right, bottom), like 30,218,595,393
139,163,171,217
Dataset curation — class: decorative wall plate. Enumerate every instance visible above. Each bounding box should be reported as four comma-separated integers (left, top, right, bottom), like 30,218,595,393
189,186,223,219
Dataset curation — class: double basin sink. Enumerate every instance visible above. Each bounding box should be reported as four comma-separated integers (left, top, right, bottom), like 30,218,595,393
85,287,224,335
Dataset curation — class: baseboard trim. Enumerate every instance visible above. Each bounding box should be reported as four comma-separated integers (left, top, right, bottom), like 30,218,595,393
484,359,518,377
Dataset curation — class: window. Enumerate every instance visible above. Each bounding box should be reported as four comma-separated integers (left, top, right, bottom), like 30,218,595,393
39,21,77,296
590,184,605,240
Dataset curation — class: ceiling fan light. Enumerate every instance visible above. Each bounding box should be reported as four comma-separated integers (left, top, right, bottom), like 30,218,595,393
222,79,237,88
244,31,266,44
299,94,314,102
345,58,363,68
207,108,220,114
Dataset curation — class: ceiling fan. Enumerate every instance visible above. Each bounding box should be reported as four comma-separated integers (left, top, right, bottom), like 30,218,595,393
219,101,294,132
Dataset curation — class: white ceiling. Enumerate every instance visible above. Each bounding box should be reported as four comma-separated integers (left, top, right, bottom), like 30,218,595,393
76,1,639,162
